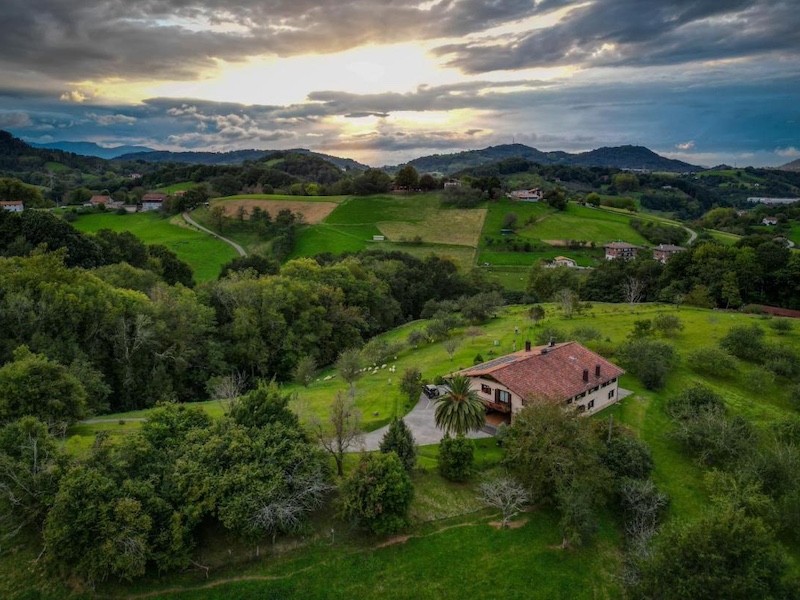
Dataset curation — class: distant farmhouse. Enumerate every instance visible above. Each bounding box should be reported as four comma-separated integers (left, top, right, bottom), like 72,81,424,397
604,241,640,260
747,197,799,205
508,188,543,202
458,341,625,420
653,244,685,264
443,179,461,188
141,193,168,212
88,195,111,208
0,200,24,212
762,216,779,226
550,256,578,268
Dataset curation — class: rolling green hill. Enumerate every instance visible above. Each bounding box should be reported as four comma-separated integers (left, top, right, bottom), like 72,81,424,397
71,212,238,281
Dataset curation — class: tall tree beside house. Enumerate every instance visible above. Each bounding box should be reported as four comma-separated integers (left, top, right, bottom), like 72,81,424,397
434,374,486,436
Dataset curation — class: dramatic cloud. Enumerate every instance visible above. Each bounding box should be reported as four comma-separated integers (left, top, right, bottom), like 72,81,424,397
435,0,800,73
0,0,540,83
0,0,798,165
776,147,800,158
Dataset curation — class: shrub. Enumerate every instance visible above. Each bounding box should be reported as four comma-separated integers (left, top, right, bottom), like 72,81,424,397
719,324,765,362
338,452,413,536
398,368,422,403
687,347,737,378
652,314,684,337
769,318,793,335
570,326,603,343
438,435,474,482
666,384,726,420
763,344,800,378
602,431,654,480
534,326,566,346
671,411,755,467
616,338,678,390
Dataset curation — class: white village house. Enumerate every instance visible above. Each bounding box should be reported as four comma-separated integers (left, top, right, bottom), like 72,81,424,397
457,340,625,421
0,200,24,212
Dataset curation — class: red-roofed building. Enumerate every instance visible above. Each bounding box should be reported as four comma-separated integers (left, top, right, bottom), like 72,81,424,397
458,341,625,418
604,241,640,260
0,200,24,212
89,195,111,207
141,193,168,212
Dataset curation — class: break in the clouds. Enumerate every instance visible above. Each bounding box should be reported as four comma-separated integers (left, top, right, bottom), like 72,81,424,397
0,0,798,166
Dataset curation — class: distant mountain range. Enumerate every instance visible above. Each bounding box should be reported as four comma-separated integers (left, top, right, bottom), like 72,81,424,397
779,158,800,172
384,144,701,175
119,148,370,173
28,140,156,159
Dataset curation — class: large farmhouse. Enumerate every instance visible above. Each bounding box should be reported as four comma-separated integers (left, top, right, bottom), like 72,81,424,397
0,200,24,212
458,341,625,419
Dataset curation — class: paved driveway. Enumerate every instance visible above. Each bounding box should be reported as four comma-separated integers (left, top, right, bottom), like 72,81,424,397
359,395,491,451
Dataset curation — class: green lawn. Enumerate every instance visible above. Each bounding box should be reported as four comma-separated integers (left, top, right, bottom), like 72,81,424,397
71,212,238,281
706,229,741,245
476,201,644,269
527,204,647,245
291,223,381,258
45,161,70,172
156,181,195,193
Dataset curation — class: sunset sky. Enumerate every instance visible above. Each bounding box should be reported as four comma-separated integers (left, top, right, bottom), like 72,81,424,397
1,0,798,166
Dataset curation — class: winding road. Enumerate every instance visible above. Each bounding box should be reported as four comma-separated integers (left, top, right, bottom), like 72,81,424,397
182,211,247,257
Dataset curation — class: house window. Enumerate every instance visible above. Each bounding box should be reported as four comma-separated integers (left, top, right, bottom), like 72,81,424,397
608,389,615,399
576,392,587,399
590,386,599,393
588,400,595,409
481,384,492,395
495,389,511,404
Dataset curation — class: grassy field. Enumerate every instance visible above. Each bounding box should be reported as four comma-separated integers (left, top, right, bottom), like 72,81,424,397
324,194,486,246
706,229,741,245
6,303,800,598
157,181,195,193
476,200,646,270
71,212,238,281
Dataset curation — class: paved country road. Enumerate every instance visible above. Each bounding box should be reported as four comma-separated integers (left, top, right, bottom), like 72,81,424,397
182,211,247,257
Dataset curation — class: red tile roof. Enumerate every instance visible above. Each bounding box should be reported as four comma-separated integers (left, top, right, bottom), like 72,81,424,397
604,241,639,249
142,193,167,202
459,341,624,403
0,200,23,206
89,195,110,204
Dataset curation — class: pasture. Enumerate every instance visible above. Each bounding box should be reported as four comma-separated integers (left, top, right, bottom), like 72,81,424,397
71,212,238,281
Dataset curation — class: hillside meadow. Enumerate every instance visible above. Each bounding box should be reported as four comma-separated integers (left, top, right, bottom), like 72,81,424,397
3,302,800,599
71,212,238,281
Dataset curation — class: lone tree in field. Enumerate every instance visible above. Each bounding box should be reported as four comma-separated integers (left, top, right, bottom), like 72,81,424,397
443,337,460,361
309,392,363,476
336,348,362,398
293,355,317,388
434,374,485,436
379,418,417,471
480,477,530,528
528,305,545,326
622,276,645,311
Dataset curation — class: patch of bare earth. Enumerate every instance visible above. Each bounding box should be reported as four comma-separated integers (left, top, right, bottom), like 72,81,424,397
376,535,411,548
489,518,528,530
214,200,338,224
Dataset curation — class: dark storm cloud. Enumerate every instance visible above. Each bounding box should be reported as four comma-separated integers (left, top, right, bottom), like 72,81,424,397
0,0,539,83
436,0,800,73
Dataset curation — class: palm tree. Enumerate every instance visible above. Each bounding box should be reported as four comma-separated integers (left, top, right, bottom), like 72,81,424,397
434,374,486,436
